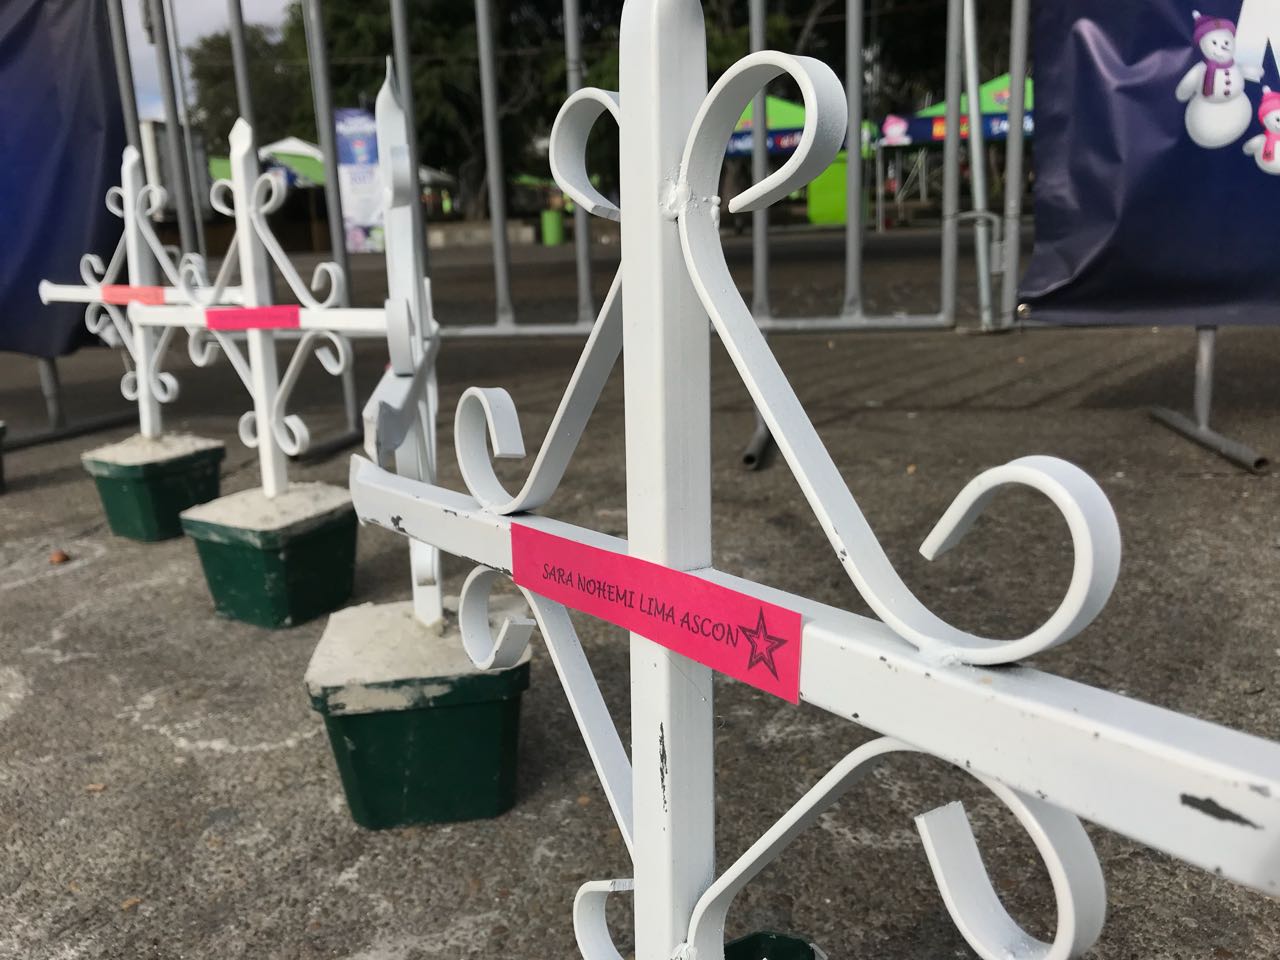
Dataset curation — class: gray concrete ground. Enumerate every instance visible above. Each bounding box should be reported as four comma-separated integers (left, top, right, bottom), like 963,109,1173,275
4,232,1280,958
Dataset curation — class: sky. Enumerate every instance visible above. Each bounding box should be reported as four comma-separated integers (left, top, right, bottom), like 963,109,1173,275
123,0,293,120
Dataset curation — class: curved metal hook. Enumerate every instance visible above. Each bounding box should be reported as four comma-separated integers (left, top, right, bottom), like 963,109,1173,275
454,270,623,515
267,330,354,456
679,51,847,215
249,172,345,309
674,53,1121,666
458,564,635,856
549,88,622,221
573,878,634,960
684,737,1105,960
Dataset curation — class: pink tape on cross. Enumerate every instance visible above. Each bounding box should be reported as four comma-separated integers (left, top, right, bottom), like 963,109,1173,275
512,523,803,702
205,305,301,331
100,285,165,306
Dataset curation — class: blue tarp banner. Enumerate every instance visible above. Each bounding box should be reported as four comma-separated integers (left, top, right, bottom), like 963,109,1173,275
880,112,1035,146
0,0,125,357
1021,1,1280,325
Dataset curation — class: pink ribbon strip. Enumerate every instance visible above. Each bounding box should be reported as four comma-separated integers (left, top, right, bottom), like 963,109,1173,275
512,523,803,702
204,304,302,331
100,285,165,306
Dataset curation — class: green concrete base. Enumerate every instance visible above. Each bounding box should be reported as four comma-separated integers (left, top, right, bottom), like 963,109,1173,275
726,932,823,960
180,483,355,629
306,601,532,830
81,434,225,542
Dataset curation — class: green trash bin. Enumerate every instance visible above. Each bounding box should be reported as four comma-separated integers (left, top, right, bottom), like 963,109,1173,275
541,208,565,246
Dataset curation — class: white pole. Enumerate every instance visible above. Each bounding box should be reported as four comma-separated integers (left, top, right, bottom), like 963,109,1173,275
962,0,994,330
619,0,715,955
121,148,163,439
229,120,289,497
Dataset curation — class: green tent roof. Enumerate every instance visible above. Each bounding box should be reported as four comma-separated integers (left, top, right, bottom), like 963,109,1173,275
736,95,808,132
207,151,326,186
916,73,1033,117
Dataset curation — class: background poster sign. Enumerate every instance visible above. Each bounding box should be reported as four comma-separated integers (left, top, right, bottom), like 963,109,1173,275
1021,2,1280,325
334,108,384,254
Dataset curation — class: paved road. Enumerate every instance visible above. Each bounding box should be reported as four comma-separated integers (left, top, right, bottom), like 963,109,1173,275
3,237,1280,958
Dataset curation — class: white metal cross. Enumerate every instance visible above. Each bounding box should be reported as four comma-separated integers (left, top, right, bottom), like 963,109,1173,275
126,120,392,499
38,146,244,439
348,4,1280,957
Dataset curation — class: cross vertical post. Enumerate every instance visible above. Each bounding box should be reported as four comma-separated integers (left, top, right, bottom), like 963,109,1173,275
375,61,444,627
228,120,289,498
619,0,715,954
120,149,164,439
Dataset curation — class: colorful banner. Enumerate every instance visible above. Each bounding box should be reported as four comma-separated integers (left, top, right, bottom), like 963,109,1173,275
334,108,384,254
1021,1,1280,325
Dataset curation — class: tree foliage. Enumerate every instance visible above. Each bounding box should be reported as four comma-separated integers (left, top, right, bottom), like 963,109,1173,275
185,0,1010,219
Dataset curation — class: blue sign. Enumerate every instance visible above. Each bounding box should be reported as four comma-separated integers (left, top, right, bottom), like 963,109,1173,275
334,108,383,254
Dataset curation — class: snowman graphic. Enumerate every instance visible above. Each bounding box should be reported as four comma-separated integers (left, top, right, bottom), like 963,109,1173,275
1176,11,1258,148
1243,86,1280,172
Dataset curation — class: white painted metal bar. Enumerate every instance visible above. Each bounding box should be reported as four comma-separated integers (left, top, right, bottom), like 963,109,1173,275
619,0,715,954
999,0,1029,329
475,0,516,328
962,0,994,331
350,458,1280,899
229,120,289,498
343,7,1280,956
129,304,389,336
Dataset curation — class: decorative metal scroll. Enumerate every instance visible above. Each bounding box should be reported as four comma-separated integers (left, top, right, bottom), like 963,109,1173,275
37,146,245,436
350,14,1280,960
125,119,388,495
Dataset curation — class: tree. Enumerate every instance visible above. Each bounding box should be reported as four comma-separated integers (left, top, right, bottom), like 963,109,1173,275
186,0,1006,218
186,23,308,154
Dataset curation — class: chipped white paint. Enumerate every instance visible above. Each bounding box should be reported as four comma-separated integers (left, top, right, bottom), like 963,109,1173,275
347,3,1280,958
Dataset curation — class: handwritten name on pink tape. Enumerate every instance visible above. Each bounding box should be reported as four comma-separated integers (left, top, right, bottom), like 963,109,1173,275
511,523,803,702
101,285,165,306
205,304,301,331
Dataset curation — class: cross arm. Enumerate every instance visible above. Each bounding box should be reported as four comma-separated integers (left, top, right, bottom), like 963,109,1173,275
349,454,1280,896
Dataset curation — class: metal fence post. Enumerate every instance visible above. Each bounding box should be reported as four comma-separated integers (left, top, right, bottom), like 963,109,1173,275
962,0,994,330
106,0,142,153
229,123,290,497
1000,0,1030,328
475,0,516,327
145,0,197,255
939,0,963,326
563,0,595,327
619,0,715,953
301,0,360,437
842,0,864,317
